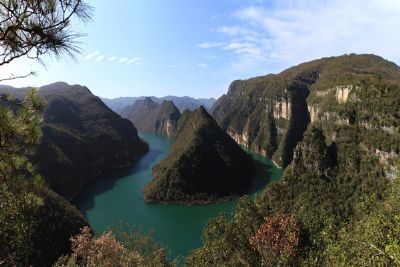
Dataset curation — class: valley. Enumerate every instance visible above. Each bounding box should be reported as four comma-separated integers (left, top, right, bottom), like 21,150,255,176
73,131,283,257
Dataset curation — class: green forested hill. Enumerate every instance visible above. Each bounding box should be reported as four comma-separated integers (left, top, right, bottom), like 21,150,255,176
144,107,255,203
187,54,400,266
212,54,399,168
0,82,149,200
120,97,181,138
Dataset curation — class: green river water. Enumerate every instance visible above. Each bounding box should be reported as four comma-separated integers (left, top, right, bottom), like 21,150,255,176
74,132,283,258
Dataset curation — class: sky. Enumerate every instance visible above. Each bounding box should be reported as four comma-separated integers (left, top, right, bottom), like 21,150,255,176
2,0,400,98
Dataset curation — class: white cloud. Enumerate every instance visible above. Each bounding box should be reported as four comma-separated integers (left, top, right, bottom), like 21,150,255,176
201,0,400,75
95,55,104,62
223,42,255,50
198,42,225,49
127,57,140,64
83,51,100,60
197,63,208,68
216,26,256,36
82,53,142,65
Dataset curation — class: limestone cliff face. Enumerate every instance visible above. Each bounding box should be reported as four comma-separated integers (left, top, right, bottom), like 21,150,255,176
212,54,400,171
120,97,181,139
271,93,291,120
307,105,319,123
335,85,353,103
212,70,313,167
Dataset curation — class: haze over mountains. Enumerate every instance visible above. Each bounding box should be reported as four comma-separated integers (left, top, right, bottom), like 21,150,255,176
120,97,180,138
101,95,216,114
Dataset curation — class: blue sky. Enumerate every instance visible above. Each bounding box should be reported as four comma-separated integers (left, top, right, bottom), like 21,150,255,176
2,0,400,98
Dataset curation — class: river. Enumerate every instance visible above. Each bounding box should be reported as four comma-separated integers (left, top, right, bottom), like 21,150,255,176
74,132,283,258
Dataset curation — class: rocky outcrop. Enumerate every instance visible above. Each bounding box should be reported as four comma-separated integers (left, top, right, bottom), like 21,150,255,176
271,93,291,120
335,85,352,103
120,97,181,139
212,71,313,168
307,105,319,123
291,127,336,177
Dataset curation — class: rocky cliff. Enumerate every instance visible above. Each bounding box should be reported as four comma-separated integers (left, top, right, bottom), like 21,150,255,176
120,97,181,138
143,107,255,204
212,54,399,170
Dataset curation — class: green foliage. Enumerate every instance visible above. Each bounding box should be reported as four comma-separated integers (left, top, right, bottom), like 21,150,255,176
187,123,395,266
0,89,45,265
0,90,88,266
185,197,263,266
0,0,92,80
325,163,400,266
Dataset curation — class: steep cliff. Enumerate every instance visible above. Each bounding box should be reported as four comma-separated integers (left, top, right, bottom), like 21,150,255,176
143,107,255,204
0,82,149,200
121,97,181,138
212,54,400,169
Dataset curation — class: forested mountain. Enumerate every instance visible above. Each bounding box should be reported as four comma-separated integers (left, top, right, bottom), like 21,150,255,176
187,54,400,266
0,82,149,200
212,54,399,168
121,97,181,138
144,107,255,203
101,95,216,113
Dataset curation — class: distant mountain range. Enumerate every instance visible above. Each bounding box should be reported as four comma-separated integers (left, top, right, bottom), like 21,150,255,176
101,95,216,113
120,97,181,138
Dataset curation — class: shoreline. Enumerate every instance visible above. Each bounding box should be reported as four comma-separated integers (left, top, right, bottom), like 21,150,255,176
70,142,149,202
143,193,245,206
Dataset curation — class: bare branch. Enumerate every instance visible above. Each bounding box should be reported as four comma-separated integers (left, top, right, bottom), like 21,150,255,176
0,71,35,82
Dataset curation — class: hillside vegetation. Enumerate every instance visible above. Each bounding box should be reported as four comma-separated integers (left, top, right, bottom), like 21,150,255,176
144,107,255,203
188,54,400,266
212,54,399,168
0,82,149,200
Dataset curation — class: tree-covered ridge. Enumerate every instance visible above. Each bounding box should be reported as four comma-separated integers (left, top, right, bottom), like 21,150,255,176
186,125,399,266
0,82,149,200
211,54,400,168
121,97,181,138
0,90,89,266
188,54,399,266
144,106,255,204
